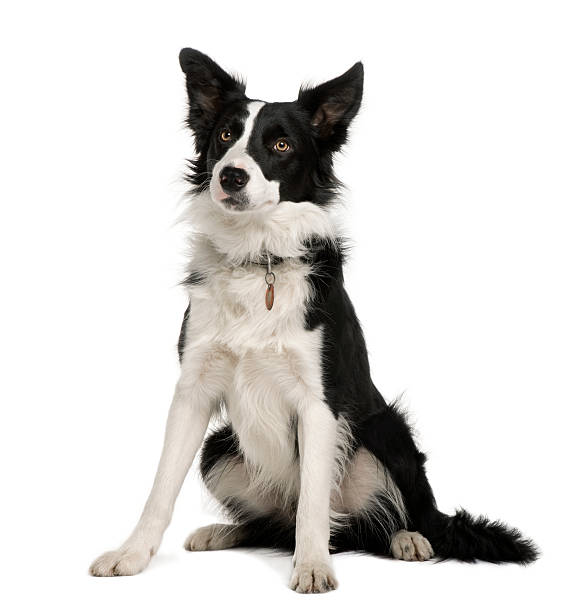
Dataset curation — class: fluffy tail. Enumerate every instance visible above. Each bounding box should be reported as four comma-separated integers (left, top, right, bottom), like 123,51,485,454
428,509,538,564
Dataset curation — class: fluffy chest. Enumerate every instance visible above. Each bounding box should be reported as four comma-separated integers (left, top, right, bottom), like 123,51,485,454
186,260,313,353
185,260,324,477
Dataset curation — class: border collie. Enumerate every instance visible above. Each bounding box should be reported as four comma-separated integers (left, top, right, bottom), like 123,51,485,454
90,49,537,592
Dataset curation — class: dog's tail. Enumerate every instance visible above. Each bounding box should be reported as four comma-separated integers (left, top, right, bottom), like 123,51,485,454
353,396,538,564
426,508,538,564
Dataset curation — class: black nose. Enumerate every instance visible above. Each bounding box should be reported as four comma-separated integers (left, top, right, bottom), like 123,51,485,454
219,166,249,192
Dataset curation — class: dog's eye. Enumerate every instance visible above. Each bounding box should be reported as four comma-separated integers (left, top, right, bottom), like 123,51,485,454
220,129,232,142
274,139,290,153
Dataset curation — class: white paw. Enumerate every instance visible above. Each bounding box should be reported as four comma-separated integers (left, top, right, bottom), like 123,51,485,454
391,530,434,561
289,561,338,594
184,523,241,552
89,546,153,577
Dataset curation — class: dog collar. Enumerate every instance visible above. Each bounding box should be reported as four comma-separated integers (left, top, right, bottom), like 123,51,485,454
245,250,281,311
264,251,275,311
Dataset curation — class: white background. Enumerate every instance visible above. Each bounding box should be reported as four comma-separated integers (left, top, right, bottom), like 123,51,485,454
1,1,582,610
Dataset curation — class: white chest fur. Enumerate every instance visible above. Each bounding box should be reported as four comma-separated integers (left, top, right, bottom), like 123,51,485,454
186,258,313,353
184,259,324,482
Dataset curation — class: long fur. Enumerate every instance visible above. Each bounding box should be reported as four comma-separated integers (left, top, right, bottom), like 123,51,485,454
89,50,537,589
178,49,538,566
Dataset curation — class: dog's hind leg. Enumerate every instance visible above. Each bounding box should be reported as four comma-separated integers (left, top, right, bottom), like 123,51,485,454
190,424,296,551
184,517,296,552
355,392,446,559
184,523,248,551
358,395,537,564
390,530,434,561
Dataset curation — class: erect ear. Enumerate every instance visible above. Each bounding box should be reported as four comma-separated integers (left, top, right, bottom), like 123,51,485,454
297,62,364,149
179,48,246,148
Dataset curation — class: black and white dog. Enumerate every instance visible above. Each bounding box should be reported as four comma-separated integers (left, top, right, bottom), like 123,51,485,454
90,49,537,592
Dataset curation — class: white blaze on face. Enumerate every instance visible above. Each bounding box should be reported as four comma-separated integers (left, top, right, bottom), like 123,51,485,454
210,101,280,212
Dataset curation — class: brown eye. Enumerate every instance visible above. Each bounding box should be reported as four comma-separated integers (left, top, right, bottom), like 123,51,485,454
274,139,290,152
220,129,232,142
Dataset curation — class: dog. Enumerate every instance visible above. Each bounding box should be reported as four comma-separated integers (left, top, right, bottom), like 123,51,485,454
89,49,538,592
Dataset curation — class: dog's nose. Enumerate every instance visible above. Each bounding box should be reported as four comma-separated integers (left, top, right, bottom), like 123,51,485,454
219,166,249,192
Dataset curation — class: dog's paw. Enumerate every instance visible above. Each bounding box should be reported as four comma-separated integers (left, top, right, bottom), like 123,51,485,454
89,546,153,577
289,561,338,594
184,523,242,551
390,530,434,561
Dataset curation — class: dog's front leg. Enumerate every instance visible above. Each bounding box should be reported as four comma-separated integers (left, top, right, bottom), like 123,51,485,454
290,399,339,593
90,349,226,577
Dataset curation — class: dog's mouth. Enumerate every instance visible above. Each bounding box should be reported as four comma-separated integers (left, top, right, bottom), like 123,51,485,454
211,180,278,213
219,193,278,213
221,195,249,211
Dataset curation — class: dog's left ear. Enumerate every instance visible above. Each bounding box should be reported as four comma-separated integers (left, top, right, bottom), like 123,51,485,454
298,62,364,149
179,48,246,149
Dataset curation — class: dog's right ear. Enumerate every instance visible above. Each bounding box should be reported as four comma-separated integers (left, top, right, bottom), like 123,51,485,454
179,49,246,147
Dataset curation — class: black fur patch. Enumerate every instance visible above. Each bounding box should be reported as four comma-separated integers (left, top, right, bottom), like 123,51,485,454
177,303,190,363
179,50,538,565
200,424,241,480
180,48,363,207
182,270,205,286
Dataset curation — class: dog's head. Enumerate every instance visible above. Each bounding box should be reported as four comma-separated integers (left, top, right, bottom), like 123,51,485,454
179,49,363,214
